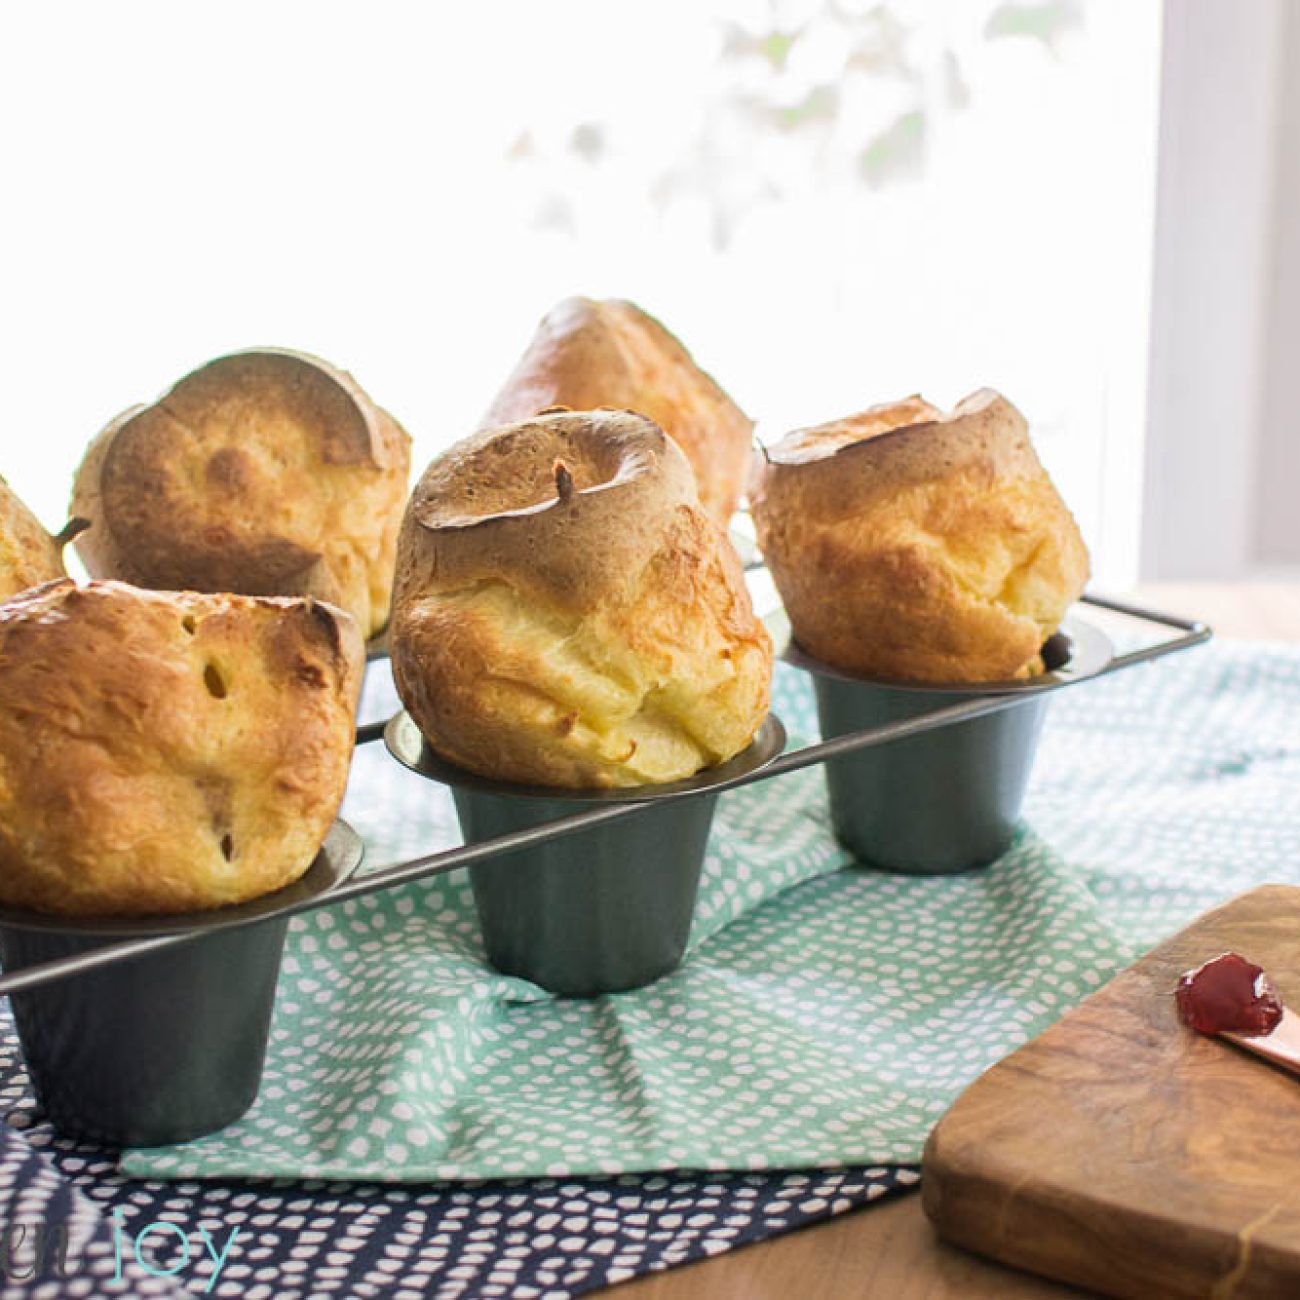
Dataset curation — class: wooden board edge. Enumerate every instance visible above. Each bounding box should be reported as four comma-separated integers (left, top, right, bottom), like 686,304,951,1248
920,883,1300,1299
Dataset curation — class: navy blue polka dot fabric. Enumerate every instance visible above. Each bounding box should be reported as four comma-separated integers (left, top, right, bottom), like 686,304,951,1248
0,1013,914,1298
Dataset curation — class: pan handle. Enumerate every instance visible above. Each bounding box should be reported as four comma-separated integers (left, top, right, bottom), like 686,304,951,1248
1079,592,1213,674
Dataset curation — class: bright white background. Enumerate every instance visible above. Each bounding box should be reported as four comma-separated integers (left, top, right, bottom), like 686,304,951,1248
1,1,1161,583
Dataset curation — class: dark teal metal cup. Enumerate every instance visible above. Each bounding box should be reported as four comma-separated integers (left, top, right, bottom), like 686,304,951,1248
385,714,787,996
455,787,718,996
0,820,363,1147
789,617,1113,875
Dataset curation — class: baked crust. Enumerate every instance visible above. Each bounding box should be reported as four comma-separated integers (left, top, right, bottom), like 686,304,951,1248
749,390,1091,683
71,349,411,638
0,476,66,601
482,298,752,525
391,409,772,788
0,580,363,916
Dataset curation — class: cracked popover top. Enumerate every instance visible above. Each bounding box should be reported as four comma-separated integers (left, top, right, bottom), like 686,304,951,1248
70,349,410,639
0,580,362,915
0,475,69,603
749,389,1090,683
391,408,772,788
482,297,753,527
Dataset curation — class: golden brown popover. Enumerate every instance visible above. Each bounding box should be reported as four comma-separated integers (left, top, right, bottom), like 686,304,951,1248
0,580,363,916
750,389,1090,683
0,476,77,602
391,408,772,788
71,349,411,639
482,297,752,526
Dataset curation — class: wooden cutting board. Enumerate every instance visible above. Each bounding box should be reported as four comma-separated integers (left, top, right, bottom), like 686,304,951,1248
923,884,1300,1300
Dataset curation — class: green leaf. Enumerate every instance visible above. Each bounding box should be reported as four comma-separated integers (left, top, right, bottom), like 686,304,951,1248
984,0,1085,48
759,31,797,71
856,109,926,187
775,83,840,131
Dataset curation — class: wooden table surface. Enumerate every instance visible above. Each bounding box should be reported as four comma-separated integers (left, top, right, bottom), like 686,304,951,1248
603,584,1297,1300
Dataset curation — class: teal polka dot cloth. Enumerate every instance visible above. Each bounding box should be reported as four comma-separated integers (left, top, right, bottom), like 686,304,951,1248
122,637,1289,1183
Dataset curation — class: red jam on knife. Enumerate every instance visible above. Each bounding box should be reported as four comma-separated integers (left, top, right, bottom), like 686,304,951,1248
1175,952,1284,1037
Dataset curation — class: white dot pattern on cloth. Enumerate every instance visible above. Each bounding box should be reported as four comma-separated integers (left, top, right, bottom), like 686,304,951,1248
114,638,1300,1184
0,1116,188,1299
0,1084,914,1299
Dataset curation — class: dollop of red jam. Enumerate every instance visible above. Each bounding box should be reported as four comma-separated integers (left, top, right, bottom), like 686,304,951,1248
1175,952,1284,1036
